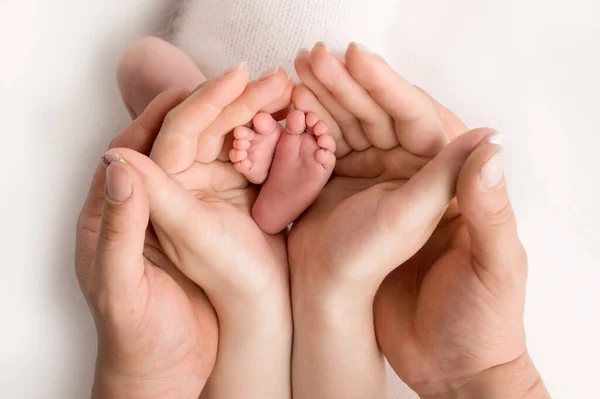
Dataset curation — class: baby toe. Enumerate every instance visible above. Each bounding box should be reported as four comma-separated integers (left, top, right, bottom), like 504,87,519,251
314,148,336,170
317,134,337,153
229,149,249,163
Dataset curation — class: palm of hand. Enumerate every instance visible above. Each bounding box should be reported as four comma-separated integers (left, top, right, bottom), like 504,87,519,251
288,147,425,288
111,235,218,379
374,219,526,388
162,159,287,297
136,71,290,301
372,106,527,389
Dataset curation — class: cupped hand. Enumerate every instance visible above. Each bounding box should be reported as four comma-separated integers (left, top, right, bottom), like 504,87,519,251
373,102,547,397
289,42,473,298
76,89,218,399
111,65,292,308
108,65,293,398
290,42,546,398
287,43,497,398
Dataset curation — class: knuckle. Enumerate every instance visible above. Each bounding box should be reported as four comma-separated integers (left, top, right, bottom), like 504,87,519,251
484,197,515,228
162,108,179,128
99,206,128,243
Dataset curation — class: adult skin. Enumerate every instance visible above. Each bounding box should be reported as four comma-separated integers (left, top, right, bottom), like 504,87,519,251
76,88,218,399
76,63,292,398
289,43,550,399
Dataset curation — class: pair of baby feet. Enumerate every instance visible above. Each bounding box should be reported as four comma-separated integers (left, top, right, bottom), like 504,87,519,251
229,108,336,234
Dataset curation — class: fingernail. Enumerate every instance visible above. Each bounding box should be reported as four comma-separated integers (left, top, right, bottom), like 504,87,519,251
296,48,310,57
101,152,125,167
225,61,247,74
259,66,281,81
480,149,504,188
351,42,372,54
316,41,329,52
487,132,504,145
105,162,132,202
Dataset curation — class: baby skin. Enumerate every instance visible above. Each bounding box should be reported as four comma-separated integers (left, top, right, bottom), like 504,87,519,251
230,110,336,234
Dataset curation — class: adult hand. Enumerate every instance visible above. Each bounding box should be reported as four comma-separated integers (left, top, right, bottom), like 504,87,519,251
373,96,550,398
106,65,293,399
288,43,495,399
75,88,218,399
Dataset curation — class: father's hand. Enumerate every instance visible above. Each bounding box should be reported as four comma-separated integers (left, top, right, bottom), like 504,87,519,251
374,101,551,399
75,89,218,399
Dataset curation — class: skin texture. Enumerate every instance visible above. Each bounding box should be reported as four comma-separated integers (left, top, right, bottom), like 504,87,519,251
114,58,293,398
230,109,336,234
85,36,550,399
289,42,550,399
89,37,294,399
76,89,218,399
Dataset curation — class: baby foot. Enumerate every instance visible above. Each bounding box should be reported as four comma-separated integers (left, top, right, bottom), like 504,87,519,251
252,110,336,234
230,112,283,184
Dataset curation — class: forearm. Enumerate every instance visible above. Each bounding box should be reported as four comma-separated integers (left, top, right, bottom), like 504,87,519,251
291,285,388,399
420,352,550,399
203,290,293,399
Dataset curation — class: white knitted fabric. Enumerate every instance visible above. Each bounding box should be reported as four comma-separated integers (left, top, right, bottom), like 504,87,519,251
172,0,398,79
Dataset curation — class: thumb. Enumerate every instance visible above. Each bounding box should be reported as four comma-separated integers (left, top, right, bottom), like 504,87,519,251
92,154,149,290
377,128,493,272
456,133,528,283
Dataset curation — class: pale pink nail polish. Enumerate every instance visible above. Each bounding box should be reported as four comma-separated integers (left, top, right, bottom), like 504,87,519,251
105,162,132,202
480,150,504,188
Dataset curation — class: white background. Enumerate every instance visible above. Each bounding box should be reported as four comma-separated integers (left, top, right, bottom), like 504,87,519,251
0,0,598,397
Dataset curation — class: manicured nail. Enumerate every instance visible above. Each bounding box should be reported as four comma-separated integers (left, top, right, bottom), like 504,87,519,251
480,149,504,188
105,162,132,202
101,152,125,167
316,41,329,52
351,42,372,54
259,66,281,81
297,48,310,57
488,132,504,145
225,61,247,74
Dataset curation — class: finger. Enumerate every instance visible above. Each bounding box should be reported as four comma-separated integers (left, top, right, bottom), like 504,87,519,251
456,133,528,284
346,43,447,157
263,76,294,114
379,128,496,266
150,65,250,173
335,146,427,180
415,86,468,140
292,84,352,157
76,88,188,286
216,70,291,162
309,43,397,149
91,155,148,293
266,78,294,122
106,148,201,245
295,47,370,151
196,67,290,164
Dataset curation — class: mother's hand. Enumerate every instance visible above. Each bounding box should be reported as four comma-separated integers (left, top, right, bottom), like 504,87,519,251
107,65,293,399
75,88,218,399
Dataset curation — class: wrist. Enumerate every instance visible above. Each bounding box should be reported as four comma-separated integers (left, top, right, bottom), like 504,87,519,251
291,257,374,312
92,360,204,399
420,352,550,399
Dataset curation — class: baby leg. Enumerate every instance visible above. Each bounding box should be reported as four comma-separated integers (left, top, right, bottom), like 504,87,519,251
117,36,206,118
